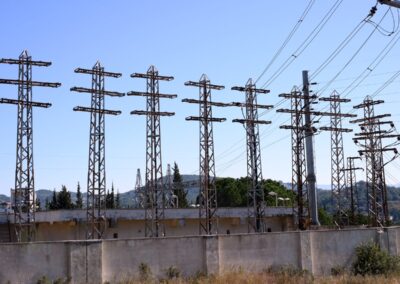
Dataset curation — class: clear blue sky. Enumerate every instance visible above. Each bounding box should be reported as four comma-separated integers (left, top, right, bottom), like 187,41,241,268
0,0,400,195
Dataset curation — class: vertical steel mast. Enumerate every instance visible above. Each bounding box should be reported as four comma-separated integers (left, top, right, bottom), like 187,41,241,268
71,62,125,239
0,51,61,242
128,65,176,237
182,74,229,235
342,156,363,223
319,91,356,225
231,78,272,233
135,168,144,208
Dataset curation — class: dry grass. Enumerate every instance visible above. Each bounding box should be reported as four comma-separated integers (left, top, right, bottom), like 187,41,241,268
117,270,400,284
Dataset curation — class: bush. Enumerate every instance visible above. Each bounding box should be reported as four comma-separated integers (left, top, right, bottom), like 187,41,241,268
353,242,400,276
165,266,181,279
138,262,152,281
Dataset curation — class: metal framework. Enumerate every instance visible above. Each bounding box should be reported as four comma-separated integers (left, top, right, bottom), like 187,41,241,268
182,74,228,235
135,168,144,208
341,156,363,223
128,65,176,237
166,164,175,208
231,78,272,233
351,96,400,227
71,61,124,239
0,51,60,242
319,91,356,225
277,87,313,230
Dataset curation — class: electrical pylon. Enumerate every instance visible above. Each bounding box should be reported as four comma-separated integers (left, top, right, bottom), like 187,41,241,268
231,78,272,233
128,65,176,237
351,96,400,227
319,91,356,225
71,61,125,239
182,74,229,235
277,87,314,230
0,50,61,242
166,164,175,208
341,156,363,223
135,169,144,208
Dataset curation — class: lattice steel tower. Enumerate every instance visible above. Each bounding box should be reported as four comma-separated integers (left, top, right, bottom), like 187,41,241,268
135,168,144,208
71,62,124,239
277,87,317,230
128,65,176,237
182,74,229,235
351,96,400,226
231,78,272,233
342,156,363,223
0,50,60,242
319,91,356,225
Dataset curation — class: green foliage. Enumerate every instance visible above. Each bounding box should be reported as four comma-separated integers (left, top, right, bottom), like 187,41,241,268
106,184,115,209
165,266,181,279
172,162,189,208
115,190,121,209
138,262,151,281
75,182,83,209
263,179,294,207
48,186,73,210
353,242,400,276
318,208,333,226
36,276,51,284
216,178,245,207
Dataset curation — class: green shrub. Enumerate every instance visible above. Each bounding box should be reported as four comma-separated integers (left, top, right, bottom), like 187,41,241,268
353,241,400,276
138,262,152,281
165,265,181,279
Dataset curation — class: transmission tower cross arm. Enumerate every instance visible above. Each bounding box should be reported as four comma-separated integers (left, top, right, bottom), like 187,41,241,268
131,110,175,116
278,93,317,100
127,91,177,99
230,102,273,109
184,80,225,90
319,97,351,103
320,126,353,132
74,67,122,78
0,98,51,108
353,99,384,109
70,87,125,97
73,106,121,115
350,114,391,124
0,58,52,67
0,79,61,88
131,72,174,81
185,116,226,122
232,119,271,124
231,86,270,94
182,98,231,107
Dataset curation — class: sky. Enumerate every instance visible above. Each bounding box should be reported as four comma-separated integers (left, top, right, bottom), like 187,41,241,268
1,0,400,195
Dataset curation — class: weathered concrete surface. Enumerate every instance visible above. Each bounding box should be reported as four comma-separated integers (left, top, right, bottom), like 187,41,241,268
0,227,400,284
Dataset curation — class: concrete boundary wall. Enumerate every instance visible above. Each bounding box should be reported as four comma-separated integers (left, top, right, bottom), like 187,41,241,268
0,227,399,284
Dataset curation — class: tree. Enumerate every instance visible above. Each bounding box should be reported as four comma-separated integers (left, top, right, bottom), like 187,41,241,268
115,190,121,209
76,182,83,209
35,198,41,212
45,198,50,211
49,189,58,210
57,185,73,209
172,162,188,208
216,178,243,207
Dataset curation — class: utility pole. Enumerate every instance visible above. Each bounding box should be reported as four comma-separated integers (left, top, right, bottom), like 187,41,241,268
182,74,229,235
231,78,273,233
71,61,125,239
0,51,61,242
135,169,144,208
351,96,400,227
319,91,356,225
302,71,320,226
379,0,400,9
128,65,176,237
341,157,363,223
